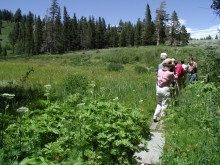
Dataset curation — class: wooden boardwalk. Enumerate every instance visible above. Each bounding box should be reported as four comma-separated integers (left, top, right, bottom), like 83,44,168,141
134,119,165,164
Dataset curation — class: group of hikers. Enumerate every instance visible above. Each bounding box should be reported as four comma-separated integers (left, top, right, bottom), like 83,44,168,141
153,53,198,122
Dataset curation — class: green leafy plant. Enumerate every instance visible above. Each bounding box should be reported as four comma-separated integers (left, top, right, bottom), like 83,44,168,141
107,63,124,71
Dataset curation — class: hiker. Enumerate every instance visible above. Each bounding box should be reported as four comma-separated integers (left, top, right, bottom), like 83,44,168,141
187,61,197,84
173,59,184,94
153,58,178,122
156,53,167,75
181,60,188,88
189,57,198,80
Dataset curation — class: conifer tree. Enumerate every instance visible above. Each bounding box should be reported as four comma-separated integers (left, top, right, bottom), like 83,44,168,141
84,16,96,49
0,20,2,35
95,17,106,49
25,11,34,55
8,22,19,54
34,16,43,54
155,1,169,45
0,43,2,55
46,0,60,54
143,4,155,45
126,21,134,46
134,18,142,46
168,11,181,46
71,13,80,50
54,7,63,53
63,6,72,51
109,26,119,48
14,8,22,22
119,28,126,47
180,25,189,46
2,47,7,57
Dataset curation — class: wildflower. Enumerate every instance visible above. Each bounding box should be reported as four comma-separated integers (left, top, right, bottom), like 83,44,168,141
90,81,96,88
44,84,52,90
139,99,143,103
77,103,85,106
17,107,29,113
113,97,118,101
2,93,15,99
196,94,200,97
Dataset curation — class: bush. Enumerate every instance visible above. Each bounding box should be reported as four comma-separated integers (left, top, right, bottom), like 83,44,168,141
63,73,89,95
134,65,148,74
107,63,124,71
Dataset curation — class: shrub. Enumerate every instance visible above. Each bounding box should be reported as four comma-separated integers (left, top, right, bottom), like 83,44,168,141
107,63,124,71
63,73,89,95
134,65,148,74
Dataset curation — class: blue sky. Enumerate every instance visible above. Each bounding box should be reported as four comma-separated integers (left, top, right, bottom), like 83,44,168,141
0,0,219,39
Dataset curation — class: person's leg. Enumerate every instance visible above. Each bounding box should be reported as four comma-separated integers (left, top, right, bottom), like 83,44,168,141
189,74,196,84
153,86,162,121
161,87,171,116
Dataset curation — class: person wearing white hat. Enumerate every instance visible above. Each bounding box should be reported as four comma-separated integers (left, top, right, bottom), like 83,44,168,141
156,52,167,75
153,58,178,122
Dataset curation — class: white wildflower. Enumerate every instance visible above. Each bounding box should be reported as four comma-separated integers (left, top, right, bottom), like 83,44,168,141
44,84,52,90
139,99,143,103
77,103,85,106
113,97,118,101
17,107,29,113
2,93,15,99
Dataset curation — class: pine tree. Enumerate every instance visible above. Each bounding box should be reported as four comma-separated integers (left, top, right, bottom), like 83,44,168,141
25,11,34,55
134,18,142,46
119,28,126,47
126,21,134,46
34,16,43,54
155,1,169,45
0,20,2,35
8,22,19,54
143,4,155,45
54,7,63,53
14,8,22,22
0,43,2,55
71,13,79,50
167,11,181,46
109,26,119,48
46,0,60,54
63,6,72,51
95,17,106,49
180,25,189,46
2,47,7,57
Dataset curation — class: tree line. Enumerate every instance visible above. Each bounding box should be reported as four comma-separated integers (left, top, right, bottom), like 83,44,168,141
0,0,190,55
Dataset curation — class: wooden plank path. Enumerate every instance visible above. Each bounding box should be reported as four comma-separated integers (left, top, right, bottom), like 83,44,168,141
134,118,165,165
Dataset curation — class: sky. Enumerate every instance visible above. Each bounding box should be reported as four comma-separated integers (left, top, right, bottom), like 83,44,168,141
0,0,219,39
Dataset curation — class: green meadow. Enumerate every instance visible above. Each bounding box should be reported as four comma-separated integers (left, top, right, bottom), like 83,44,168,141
0,45,220,164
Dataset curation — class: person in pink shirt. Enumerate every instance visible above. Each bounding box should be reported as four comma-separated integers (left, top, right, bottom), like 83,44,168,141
153,58,178,122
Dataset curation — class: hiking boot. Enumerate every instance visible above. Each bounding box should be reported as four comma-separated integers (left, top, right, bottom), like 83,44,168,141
153,117,158,122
